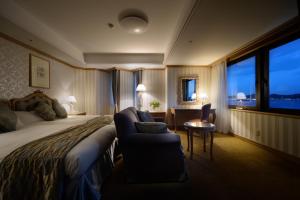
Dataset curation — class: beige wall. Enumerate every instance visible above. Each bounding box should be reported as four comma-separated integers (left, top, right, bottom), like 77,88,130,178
0,37,76,103
167,66,211,108
0,36,114,115
142,69,166,111
230,110,300,158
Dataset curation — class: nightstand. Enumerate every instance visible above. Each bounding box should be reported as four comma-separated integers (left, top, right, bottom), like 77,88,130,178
68,112,86,116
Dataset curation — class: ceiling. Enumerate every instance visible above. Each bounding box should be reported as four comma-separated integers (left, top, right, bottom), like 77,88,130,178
0,0,298,68
167,0,298,65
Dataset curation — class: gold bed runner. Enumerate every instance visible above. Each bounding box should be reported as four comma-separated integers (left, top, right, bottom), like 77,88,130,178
0,116,113,200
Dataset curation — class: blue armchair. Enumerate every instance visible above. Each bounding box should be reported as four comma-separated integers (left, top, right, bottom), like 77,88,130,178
114,107,186,183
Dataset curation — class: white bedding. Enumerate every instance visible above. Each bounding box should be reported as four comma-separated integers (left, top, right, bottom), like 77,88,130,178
0,115,116,178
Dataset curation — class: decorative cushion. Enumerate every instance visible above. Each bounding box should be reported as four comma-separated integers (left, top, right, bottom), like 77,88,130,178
52,99,67,118
15,111,43,126
137,110,155,122
35,102,56,121
135,122,167,133
0,102,17,133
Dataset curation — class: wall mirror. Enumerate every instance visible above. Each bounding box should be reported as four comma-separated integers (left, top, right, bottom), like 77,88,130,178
177,75,199,105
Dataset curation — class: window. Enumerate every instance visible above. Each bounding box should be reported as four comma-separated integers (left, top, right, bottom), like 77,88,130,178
227,56,256,107
269,38,300,110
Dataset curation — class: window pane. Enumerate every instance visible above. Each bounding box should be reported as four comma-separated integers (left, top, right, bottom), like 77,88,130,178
269,38,300,110
227,57,256,107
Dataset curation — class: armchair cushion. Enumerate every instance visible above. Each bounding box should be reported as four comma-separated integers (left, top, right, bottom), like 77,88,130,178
135,122,167,134
137,110,155,122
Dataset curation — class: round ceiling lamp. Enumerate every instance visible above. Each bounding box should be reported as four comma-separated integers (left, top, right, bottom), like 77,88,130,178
119,16,148,34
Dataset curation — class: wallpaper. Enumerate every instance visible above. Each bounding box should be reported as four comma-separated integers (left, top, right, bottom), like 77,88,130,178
142,69,166,111
231,110,300,158
0,37,76,103
167,66,211,108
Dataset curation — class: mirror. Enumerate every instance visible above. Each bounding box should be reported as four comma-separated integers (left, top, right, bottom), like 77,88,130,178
177,75,199,105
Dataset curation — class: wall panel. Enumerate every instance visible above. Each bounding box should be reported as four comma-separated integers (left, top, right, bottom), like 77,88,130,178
167,66,211,108
231,110,300,158
142,69,166,111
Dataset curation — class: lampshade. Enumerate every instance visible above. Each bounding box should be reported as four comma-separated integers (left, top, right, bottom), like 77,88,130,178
237,92,246,100
200,93,208,99
136,84,146,92
191,93,197,100
67,96,77,104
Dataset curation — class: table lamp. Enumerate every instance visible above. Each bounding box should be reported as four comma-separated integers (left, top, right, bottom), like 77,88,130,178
200,93,208,105
67,96,77,113
136,84,146,110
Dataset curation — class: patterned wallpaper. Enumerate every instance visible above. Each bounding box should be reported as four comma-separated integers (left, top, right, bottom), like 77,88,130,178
0,37,76,102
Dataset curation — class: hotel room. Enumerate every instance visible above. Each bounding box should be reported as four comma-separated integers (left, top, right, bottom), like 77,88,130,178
0,0,300,199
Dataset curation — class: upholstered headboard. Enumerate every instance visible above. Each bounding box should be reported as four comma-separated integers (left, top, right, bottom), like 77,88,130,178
9,90,54,111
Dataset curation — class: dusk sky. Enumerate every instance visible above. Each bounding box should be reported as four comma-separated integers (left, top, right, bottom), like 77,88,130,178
227,38,300,97
227,56,256,97
270,38,300,95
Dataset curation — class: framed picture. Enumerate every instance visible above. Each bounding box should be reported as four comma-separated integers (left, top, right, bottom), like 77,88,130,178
29,54,50,89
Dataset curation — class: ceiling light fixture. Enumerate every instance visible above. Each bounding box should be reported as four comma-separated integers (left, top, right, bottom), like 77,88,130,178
119,16,148,34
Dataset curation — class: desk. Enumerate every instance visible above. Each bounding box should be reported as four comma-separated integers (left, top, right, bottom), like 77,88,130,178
184,121,216,160
149,111,166,122
170,108,216,131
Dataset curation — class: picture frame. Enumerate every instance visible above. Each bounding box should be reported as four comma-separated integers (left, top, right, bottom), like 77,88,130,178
29,54,50,89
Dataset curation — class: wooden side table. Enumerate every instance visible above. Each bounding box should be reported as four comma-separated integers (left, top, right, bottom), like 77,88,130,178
184,121,216,160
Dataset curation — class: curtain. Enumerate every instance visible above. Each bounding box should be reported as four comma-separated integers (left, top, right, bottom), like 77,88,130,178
210,61,230,133
119,71,134,110
112,69,120,114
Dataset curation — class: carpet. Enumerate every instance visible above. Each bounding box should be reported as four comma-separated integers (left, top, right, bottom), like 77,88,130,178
102,132,300,200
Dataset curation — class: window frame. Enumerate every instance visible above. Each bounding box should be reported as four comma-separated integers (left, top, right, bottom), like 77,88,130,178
227,52,260,110
265,33,300,115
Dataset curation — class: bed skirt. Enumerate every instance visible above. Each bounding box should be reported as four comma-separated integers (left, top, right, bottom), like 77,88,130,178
64,139,117,200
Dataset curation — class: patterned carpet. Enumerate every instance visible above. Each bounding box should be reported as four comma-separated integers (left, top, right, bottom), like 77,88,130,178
102,132,300,200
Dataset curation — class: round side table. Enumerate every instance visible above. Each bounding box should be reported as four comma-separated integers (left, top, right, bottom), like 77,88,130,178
184,121,216,160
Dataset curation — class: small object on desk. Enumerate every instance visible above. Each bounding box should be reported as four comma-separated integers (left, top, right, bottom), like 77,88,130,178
184,121,216,160
68,112,86,116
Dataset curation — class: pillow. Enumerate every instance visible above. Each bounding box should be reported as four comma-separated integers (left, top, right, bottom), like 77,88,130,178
52,99,67,118
15,111,43,126
135,122,167,134
137,110,155,122
35,102,56,121
0,102,17,133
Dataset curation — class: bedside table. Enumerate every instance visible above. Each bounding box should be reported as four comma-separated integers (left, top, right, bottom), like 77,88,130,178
68,112,86,116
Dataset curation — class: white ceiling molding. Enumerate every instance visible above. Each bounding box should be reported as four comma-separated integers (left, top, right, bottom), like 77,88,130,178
84,53,164,65
0,0,84,64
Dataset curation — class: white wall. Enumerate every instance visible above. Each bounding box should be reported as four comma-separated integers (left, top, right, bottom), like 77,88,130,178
231,110,300,158
167,66,211,108
142,69,166,111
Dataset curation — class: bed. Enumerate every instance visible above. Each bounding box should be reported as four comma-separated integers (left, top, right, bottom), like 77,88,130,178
0,91,117,200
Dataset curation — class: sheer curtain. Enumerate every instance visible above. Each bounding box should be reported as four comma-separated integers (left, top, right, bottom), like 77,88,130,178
210,61,231,133
111,69,120,114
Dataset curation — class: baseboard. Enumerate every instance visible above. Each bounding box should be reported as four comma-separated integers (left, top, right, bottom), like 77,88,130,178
230,132,300,165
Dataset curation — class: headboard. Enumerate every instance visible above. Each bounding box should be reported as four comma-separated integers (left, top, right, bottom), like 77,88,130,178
9,90,54,111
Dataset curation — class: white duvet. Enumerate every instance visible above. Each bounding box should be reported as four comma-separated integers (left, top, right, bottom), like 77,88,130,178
0,115,116,178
